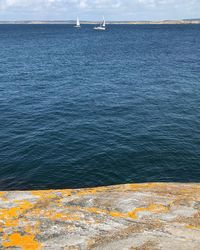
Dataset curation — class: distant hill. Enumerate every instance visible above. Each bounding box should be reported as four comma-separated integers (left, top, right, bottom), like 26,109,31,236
183,18,200,21
0,19,200,25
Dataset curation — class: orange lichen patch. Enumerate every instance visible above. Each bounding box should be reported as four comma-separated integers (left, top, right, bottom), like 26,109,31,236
76,188,98,197
85,207,107,214
50,212,80,221
31,190,57,200
0,200,34,231
1,207,18,218
127,183,160,191
24,183,182,200
24,221,41,235
0,192,7,201
84,207,103,215
0,207,19,228
64,206,128,220
77,183,161,195
24,224,36,234
60,204,169,221
109,211,127,218
186,225,200,230
4,219,18,227
128,204,169,219
75,185,116,197
25,209,44,219
31,190,52,195
15,200,34,210
2,233,41,250
172,187,200,196
56,189,73,197
85,207,129,220
28,207,80,222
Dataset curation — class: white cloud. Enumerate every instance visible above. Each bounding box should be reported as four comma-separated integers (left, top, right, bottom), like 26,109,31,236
0,0,199,20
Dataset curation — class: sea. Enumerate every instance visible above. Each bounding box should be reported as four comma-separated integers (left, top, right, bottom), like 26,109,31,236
0,24,199,190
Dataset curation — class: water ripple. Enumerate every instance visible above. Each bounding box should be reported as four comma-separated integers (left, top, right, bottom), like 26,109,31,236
0,24,200,190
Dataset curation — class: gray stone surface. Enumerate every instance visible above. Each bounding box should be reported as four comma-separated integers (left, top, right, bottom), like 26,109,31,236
0,183,200,249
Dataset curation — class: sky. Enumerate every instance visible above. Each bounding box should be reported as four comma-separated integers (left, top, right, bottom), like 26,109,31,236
0,0,200,21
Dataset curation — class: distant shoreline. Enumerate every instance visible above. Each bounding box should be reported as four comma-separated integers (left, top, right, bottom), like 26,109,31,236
0,19,200,25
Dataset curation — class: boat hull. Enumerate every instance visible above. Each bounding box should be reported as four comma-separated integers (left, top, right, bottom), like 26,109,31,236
93,27,106,31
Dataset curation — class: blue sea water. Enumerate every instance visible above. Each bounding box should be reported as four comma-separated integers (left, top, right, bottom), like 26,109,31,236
0,24,200,190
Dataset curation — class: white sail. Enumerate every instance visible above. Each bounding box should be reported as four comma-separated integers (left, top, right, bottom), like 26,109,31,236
102,16,106,27
94,16,106,30
75,17,80,27
77,17,80,26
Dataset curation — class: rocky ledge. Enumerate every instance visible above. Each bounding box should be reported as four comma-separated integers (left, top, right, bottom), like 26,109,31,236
0,183,200,249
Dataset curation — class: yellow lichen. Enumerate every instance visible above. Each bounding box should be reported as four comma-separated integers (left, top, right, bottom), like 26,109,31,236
109,211,127,218
4,219,18,227
0,199,40,249
0,200,34,229
49,212,80,221
0,192,8,201
76,189,97,197
186,225,200,230
0,183,198,250
2,233,41,250
128,204,168,219
31,190,57,200
24,222,40,235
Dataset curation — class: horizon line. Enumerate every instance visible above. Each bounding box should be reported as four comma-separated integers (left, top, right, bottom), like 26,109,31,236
0,18,200,22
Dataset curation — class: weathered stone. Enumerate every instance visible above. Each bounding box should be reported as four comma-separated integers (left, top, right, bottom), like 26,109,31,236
0,183,199,249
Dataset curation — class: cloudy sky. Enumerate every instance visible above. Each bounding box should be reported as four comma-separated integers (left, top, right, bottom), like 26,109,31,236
0,0,199,21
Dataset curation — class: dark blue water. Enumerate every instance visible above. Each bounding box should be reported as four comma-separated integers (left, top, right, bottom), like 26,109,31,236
0,24,200,190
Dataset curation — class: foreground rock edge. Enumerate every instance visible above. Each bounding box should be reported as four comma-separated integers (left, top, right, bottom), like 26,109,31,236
0,182,200,249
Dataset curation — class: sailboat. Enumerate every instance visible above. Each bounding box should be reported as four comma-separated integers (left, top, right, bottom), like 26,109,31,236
75,17,81,28
94,16,106,30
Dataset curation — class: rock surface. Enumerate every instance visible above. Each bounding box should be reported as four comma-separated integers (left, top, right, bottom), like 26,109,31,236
0,183,200,249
